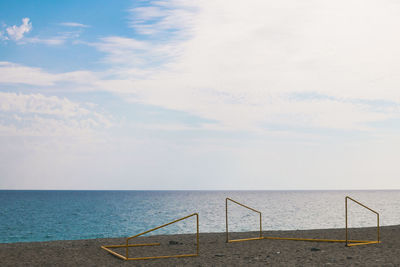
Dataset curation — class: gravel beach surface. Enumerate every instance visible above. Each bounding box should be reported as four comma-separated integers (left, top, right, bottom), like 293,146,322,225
1,225,399,266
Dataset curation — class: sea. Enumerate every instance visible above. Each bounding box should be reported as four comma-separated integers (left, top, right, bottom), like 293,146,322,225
0,190,399,243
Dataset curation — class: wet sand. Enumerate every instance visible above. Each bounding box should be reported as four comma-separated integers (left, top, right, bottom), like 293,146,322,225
1,225,399,266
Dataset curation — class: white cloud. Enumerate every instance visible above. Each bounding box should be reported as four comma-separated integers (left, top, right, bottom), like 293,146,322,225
129,0,197,36
91,36,182,68
6,18,32,41
60,22,90,28
0,62,59,86
0,62,102,88
98,36,150,50
90,0,400,132
0,92,111,137
89,1,198,68
4,1,400,134
1,92,86,117
4,1,400,190
3,18,83,45
23,37,66,45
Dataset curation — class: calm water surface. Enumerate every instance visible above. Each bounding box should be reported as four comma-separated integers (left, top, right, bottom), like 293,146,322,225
0,190,399,243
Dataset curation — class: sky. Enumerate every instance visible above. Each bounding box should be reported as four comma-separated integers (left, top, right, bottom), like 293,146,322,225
1,0,400,190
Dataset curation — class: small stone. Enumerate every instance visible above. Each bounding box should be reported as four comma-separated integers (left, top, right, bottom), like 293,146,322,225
311,247,321,252
276,251,280,254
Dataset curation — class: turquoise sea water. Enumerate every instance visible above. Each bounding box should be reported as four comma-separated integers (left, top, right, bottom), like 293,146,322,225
0,190,399,243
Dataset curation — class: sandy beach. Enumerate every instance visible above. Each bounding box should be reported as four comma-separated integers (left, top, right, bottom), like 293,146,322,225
1,225,399,266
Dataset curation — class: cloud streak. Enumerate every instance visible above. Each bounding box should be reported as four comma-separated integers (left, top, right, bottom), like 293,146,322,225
0,62,101,88
129,0,197,37
22,37,66,45
60,22,90,28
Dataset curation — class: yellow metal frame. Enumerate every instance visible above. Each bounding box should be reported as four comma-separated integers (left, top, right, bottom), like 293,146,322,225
226,197,380,246
345,196,380,246
101,213,199,260
226,197,263,243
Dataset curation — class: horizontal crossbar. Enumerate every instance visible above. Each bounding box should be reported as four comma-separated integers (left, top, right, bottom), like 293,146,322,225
227,236,379,244
228,237,264,242
101,245,198,260
126,254,198,260
263,237,373,243
102,243,160,248
101,243,161,259
346,241,380,247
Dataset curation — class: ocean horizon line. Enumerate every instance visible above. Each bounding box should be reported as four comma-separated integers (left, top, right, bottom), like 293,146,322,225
1,188,399,192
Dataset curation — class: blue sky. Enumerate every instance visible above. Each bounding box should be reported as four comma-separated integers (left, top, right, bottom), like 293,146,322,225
0,0,130,71
1,0,400,190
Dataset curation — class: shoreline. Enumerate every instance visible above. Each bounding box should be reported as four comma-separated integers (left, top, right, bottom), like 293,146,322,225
1,225,399,266
3,223,395,245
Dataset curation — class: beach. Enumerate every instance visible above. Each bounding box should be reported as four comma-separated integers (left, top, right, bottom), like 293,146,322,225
1,225,399,266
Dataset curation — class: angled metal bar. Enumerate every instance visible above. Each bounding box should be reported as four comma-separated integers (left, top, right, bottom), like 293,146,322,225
102,213,199,260
101,246,127,260
226,198,263,243
345,196,380,247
